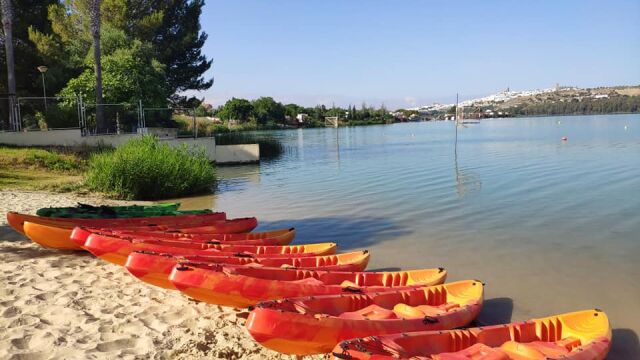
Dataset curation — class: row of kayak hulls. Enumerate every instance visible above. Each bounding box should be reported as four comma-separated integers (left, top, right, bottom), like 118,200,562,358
19,216,260,251
8,209,612,359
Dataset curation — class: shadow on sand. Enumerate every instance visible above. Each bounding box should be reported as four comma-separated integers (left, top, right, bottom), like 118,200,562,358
259,216,412,250
0,224,27,242
0,224,88,262
474,297,514,326
609,328,640,359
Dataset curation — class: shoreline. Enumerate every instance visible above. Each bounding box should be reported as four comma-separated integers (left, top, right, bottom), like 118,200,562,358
0,190,314,359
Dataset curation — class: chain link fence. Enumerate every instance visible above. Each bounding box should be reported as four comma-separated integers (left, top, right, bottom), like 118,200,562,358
0,96,208,139
17,96,81,131
144,107,199,137
81,102,143,135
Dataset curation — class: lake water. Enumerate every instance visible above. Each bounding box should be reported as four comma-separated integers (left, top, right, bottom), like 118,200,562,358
177,114,640,358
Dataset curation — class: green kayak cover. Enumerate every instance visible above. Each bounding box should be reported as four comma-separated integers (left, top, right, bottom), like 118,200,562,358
36,203,211,218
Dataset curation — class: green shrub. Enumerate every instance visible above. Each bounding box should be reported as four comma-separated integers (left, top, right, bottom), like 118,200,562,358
85,136,216,200
206,123,230,134
24,150,84,172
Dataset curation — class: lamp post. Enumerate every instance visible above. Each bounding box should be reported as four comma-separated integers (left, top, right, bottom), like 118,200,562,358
37,65,48,111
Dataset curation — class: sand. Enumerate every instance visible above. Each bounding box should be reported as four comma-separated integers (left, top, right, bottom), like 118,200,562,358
0,190,316,359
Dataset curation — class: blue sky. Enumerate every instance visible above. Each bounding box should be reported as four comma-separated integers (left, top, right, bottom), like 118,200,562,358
195,0,640,109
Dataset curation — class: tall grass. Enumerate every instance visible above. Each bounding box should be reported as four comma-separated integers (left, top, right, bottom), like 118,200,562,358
85,136,216,200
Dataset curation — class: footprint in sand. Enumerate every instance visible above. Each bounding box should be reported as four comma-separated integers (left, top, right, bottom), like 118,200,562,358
7,314,40,328
95,338,138,352
7,351,47,360
2,306,21,318
34,292,55,302
10,335,31,350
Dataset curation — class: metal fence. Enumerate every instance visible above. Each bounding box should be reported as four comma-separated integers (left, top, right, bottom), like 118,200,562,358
0,95,81,132
0,95,19,131
144,107,198,137
80,101,144,135
17,96,81,131
0,96,203,138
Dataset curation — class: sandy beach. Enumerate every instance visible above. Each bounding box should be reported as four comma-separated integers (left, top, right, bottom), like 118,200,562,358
0,190,315,359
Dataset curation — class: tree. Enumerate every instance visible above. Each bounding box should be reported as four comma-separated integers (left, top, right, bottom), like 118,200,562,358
127,0,212,99
217,98,253,122
252,96,285,125
284,103,302,118
0,0,15,95
89,0,105,132
0,0,15,129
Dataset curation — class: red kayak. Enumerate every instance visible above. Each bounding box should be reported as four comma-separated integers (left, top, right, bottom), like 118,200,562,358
69,218,259,247
98,227,296,245
247,280,484,355
82,231,338,266
125,250,371,290
73,227,292,247
7,211,226,234
170,264,447,308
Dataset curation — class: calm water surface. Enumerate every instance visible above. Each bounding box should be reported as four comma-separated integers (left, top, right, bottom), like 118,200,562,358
178,115,640,358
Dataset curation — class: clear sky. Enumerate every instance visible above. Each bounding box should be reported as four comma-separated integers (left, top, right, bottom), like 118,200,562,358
195,0,640,109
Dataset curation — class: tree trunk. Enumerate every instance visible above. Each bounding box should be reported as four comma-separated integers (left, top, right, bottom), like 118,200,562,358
90,0,105,133
0,0,17,130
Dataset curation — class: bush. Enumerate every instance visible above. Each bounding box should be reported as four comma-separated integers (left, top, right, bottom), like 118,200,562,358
24,151,84,172
0,146,85,173
85,136,216,200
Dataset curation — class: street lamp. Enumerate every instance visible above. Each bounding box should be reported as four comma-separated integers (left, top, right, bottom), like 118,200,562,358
37,66,48,111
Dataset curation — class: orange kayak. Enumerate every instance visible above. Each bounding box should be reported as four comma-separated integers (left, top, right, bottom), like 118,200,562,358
83,232,337,266
98,227,296,244
7,211,226,234
125,250,371,289
170,264,447,308
23,218,257,251
331,309,611,360
247,280,483,355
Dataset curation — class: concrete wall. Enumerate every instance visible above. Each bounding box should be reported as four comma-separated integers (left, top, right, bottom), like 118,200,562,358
215,144,260,164
0,129,259,164
0,129,83,147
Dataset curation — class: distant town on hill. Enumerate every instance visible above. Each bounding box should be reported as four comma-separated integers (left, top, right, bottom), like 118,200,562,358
409,85,640,120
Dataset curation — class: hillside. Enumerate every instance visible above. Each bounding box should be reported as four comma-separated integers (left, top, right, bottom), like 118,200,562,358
416,85,640,118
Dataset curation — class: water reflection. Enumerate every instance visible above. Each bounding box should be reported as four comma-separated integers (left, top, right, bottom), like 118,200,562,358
454,120,482,198
165,194,215,211
454,144,482,198
216,164,261,193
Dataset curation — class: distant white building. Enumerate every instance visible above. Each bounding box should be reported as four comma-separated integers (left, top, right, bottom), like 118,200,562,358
295,114,308,123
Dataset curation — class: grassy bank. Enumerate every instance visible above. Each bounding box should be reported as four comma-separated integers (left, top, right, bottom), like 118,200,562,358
1,137,217,200
0,146,87,192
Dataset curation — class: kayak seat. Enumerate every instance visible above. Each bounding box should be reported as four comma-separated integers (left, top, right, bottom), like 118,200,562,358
291,277,325,286
340,280,358,288
339,304,398,320
499,338,576,359
432,343,509,360
393,302,460,318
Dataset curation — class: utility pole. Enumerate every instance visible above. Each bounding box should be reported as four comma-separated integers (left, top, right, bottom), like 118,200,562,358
454,93,459,146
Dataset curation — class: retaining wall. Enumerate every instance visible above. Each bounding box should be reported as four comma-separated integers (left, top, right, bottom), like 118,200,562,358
0,129,259,164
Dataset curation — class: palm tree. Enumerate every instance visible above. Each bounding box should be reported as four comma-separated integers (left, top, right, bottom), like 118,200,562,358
89,0,105,133
0,0,17,130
